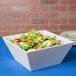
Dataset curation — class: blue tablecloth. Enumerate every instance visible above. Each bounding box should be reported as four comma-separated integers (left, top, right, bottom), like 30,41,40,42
0,37,76,76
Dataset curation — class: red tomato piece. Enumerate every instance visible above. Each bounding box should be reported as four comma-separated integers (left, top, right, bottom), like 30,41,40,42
15,39,21,42
26,39,34,43
35,46,40,50
38,34,43,37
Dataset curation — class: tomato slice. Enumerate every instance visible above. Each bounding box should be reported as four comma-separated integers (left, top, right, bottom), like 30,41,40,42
35,46,40,50
38,34,43,37
15,39,21,42
26,39,34,43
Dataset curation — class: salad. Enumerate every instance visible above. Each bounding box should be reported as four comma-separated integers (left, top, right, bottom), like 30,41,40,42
7,29,63,51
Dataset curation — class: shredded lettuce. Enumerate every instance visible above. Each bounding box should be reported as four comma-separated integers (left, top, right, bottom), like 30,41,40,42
20,43,30,51
19,34,27,41
8,29,63,51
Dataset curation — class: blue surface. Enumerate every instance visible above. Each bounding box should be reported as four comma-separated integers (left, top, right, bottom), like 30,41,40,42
0,37,76,76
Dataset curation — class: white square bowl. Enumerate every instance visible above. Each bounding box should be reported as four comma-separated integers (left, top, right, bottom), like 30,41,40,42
3,30,73,71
